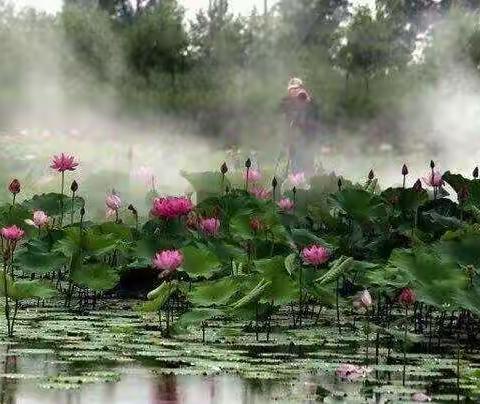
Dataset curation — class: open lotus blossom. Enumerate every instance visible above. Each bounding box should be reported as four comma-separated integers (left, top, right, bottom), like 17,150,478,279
25,211,49,228
411,393,432,402
335,363,372,382
152,250,183,276
399,287,416,306
250,186,272,200
243,168,262,182
353,289,373,310
277,197,294,212
1,225,24,241
199,218,220,236
301,245,330,266
151,196,193,219
50,153,79,172
422,171,444,187
288,172,307,188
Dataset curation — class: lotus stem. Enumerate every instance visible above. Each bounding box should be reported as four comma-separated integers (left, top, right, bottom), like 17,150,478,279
402,306,408,386
60,171,65,226
70,190,75,225
336,277,341,334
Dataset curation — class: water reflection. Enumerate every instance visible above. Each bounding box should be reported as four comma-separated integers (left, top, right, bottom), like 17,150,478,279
0,344,289,404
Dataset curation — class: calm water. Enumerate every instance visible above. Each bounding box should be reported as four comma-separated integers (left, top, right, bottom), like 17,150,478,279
0,305,478,403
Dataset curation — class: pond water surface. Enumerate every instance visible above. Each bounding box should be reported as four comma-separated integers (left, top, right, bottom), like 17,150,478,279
0,302,479,403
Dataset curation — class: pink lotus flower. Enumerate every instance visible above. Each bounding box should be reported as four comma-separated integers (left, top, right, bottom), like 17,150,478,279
288,172,307,188
199,218,220,236
50,153,79,172
25,211,49,228
422,171,444,187
335,363,372,382
250,187,272,200
1,225,24,241
277,197,294,212
353,289,373,310
399,287,416,306
106,193,122,218
243,168,262,182
301,245,330,266
152,250,183,276
411,393,432,402
106,194,122,211
151,196,193,219
174,197,194,216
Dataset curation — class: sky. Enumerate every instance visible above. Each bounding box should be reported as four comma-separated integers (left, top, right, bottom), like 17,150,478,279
14,0,276,17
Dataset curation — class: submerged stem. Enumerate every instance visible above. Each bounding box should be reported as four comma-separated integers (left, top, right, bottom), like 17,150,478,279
402,306,408,386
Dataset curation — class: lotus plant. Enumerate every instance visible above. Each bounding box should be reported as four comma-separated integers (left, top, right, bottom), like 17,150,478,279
277,197,294,212
106,192,122,223
288,172,307,189
300,245,330,325
1,225,24,336
25,210,49,230
250,187,271,200
8,179,20,206
152,249,183,278
151,196,193,220
353,289,373,363
198,217,220,237
50,153,79,226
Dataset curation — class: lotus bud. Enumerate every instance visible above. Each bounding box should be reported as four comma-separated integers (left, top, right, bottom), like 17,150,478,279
245,158,252,169
402,164,409,176
128,204,138,216
70,180,78,193
272,177,278,188
430,160,435,169
399,288,416,306
221,162,228,175
337,178,342,191
473,167,479,179
368,170,374,180
413,179,422,192
8,179,20,195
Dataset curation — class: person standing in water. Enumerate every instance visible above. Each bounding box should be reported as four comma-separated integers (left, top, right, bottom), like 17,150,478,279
281,77,319,173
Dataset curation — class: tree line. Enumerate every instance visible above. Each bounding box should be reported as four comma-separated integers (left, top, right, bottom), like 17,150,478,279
1,0,480,143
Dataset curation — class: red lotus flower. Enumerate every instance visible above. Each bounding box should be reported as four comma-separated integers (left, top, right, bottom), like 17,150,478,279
399,288,416,306
249,217,264,232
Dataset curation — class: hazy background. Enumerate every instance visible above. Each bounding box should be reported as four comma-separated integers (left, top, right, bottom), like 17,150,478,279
1,0,480,211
